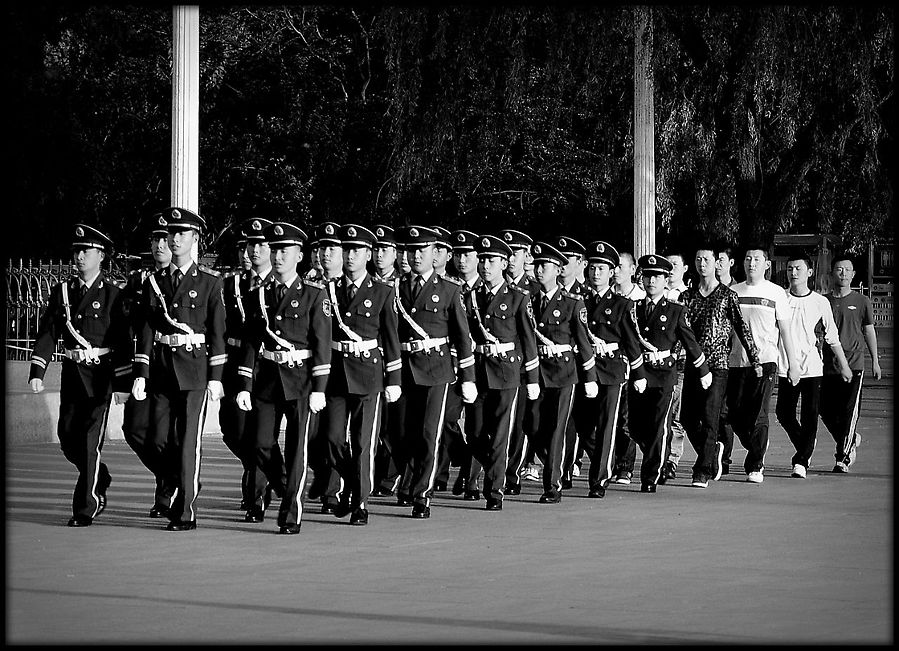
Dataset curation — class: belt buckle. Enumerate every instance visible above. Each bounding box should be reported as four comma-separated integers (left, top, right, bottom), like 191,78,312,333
409,340,423,353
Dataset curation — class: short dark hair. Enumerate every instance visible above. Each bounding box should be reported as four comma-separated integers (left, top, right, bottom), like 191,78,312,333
831,255,855,270
744,244,770,260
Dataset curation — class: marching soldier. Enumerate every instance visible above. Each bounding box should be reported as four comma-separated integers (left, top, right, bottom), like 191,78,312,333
431,225,453,277
29,224,131,527
579,241,647,498
465,235,541,510
323,224,402,525
222,218,284,523
372,225,399,282
393,226,477,519
631,254,711,493
235,222,332,534
130,207,227,531
120,224,178,518
526,242,597,504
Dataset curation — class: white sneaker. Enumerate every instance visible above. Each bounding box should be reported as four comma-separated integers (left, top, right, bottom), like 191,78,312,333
746,471,764,484
572,462,581,478
713,442,725,481
613,472,632,485
691,478,709,488
832,461,849,473
791,464,807,479
520,465,541,482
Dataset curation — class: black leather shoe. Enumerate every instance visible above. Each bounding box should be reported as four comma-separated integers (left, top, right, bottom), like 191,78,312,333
452,476,467,496
333,500,352,519
320,503,337,515
485,498,503,511
148,506,170,519
560,478,573,490
411,504,430,519
658,461,676,484
463,489,481,501
505,483,521,496
396,495,412,507
640,483,657,494
539,491,562,504
307,482,324,501
434,481,447,492
279,524,301,535
370,487,395,498
588,487,606,498
244,507,265,523
350,508,369,525
67,515,93,527
166,520,197,531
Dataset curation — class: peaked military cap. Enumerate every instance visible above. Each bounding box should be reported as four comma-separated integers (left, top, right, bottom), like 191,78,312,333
475,234,513,258
157,207,206,233
312,221,341,246
339,224,377,248
71,224,113,251
395,225,438,247
499,229,533,250
451,230,479,252
587,240,620,267
531,241,568,267
264,222,308,247
373,224,396,247
555,235,586,258
241,218,274,242
431,226,453,250
638,253,673,275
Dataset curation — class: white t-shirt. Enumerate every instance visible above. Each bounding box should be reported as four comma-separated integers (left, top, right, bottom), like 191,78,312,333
777,290,840,378
728,280,791,367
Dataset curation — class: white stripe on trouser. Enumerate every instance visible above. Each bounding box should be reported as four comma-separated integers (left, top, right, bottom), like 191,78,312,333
337,411,352,502
424,384,449,506
555,388,576,491
89,398,112,518
187,394,208,521
364,393,382,510
651,392,676,485
502,389,520,494
295,411,313,520
844,371,864,464
602,384,624,484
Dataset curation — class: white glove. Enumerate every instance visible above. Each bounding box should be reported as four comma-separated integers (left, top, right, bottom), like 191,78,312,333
113,392,131,405
526,383,540,401
206,380,225,401
30,378,44,394
236,391,253,411
309,391,327,413
699,372,712,391
131,377,147,401
584,381,598,399
461,381,477,404
385,385,402,403
633,377,648,394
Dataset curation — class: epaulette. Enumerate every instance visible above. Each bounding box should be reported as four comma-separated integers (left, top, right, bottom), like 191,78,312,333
561,289,582,301
442,275,463,286
303,278,325,289
372,276,394,286
199,264,221,277
507,283,528,295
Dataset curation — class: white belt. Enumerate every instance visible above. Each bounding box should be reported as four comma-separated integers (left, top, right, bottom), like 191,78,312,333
64,347,110,364
154,332,206,347
537,343,572,357
400,337,449,353
644,350,671,364
592,341,619,357
226,337,242,347
259,347,312,365
331,339,379,355
475,341,516,356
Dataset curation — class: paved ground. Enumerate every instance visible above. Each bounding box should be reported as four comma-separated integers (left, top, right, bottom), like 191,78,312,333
5,383,893,644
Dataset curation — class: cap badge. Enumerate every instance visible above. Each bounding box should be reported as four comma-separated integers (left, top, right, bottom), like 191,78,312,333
481,237,490,247
158,216,167,226
171,209,181,220
75,226,85,237
559,238,567,247
457,233,465,242
533,244,542,254
648,255,656,265
325,224,335,235
503,232,512,242
410,227,419,237
597,243,605,253
347,226,357,237
251,220,261,231
376,227,384,237
274,225,284,236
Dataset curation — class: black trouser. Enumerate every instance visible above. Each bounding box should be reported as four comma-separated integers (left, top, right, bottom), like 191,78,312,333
466,386,519,501
532,384,576,494
681,367,729,480
253,394,312,527
586,382,625,490
820,370,865,465
435,381,464,485
123,387,177,510
562,384,592,481
776,376,823,469
326,392,383,509
374,393,406,493
628,385,675,486
398,383,450,508
221,391,278,508
724,363,778,473
506,376,538,488
613,384,637,475
150,387,208,523
308,406,342,506
58,381,112,519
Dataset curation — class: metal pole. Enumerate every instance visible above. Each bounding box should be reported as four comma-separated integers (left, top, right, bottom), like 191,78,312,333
172,5,200,262
633,6,655,259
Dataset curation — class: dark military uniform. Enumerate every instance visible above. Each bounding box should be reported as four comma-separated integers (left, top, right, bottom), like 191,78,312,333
29,225,131,526
630,255,709,491
133,208,227,529
238,223,332,532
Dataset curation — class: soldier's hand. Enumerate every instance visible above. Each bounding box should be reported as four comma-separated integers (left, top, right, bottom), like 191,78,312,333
461,381,477,404
633,378,648,394
526,383,540,401
873,359,882,381
113,392,131,405
583,381,598,399
788,365,801,386
206,380,224,401
385,385,402,403
700,372,712,390
29,378,44,394
236,391,253,411
131,377,147,401
309,391,327,413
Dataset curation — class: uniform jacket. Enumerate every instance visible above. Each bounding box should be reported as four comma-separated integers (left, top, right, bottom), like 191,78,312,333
326,273,401,395
222,270,270,393
395,271,475,387
584,287,646,385
30,273,132,397
509,272,541,297
134,262,227,391
238,276,332,400
529,288,597,389
634,296,709,388
468,281,539,389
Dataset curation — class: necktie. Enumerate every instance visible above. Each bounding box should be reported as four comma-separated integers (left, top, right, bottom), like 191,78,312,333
346,280,357,302
645,299,654,320
278,282,287,302
412,275,423,300
172,269,182,291
74,282,85,305
540,293,548,315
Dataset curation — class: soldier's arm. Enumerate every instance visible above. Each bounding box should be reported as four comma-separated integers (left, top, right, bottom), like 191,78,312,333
29,283,62,384
622,300,646,381
309,286,332,393
109,286,135,393
206,275,227,382
380,285,402,387
448,284,475,383
571,297,597,384
132,276,155,381
516,294,540,385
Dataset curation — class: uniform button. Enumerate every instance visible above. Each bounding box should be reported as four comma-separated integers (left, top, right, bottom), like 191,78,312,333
365,312,370,317
411,308,417,313
173,303,178,308
276,315,282,320
486,315,491,319
539,323,544,327
275,330,281,335
346,312,351,317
